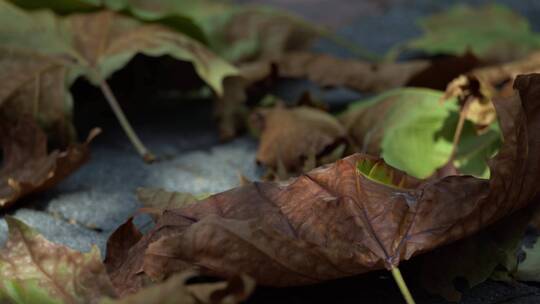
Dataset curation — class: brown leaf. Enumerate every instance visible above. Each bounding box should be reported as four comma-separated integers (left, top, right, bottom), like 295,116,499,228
0,118,99,209
0,217,116,303
276,51,429,92
252,103,347,175
0,50,75,145
442,75,497,131
107,74,540,293
105,218,143,278
268,51,479,92
471,51,540,86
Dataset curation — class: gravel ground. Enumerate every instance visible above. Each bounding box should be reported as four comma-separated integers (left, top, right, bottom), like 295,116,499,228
2,1,540,303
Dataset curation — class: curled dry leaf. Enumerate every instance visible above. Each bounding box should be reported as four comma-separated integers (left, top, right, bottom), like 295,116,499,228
0,118,99,209
252,104,347,176
107,74,540,294
0,217,116,304
442,75,497,130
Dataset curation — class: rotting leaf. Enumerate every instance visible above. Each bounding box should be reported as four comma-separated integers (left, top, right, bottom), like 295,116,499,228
252,103,347,177
0,118,99,209
106,74,540,294
407,4,540,62
0,217,116,304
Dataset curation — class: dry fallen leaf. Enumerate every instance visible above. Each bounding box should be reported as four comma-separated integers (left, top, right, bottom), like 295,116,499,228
0,50,75,145
106,74,540,294
252,103,347,176
0,216,254,304
0,118,99,209
0,217,116,303
256,51,479,93
276,51,430,92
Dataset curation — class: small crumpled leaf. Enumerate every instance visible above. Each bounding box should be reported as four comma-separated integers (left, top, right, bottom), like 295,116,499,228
420,208,531,301
252,103,347,177
340,88,500,178
0,217,116,304
106,74,540,294
408,4,540,62
0,118,99,209
101,271,254,304
442,75,497,131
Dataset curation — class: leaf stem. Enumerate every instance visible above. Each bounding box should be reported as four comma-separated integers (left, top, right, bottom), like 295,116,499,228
391,267,416,304
98,80,155,163
449,100,471,162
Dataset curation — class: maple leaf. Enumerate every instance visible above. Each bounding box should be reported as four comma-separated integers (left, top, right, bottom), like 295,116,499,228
0,118,99,209
106,74,540,294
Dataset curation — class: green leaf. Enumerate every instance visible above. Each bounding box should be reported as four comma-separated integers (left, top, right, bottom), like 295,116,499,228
408,4,540,62
0,217,116,304
340,88,501,178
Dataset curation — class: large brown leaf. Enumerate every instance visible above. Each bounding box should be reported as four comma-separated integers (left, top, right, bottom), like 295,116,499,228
0,118,99,209
107,74,540,294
